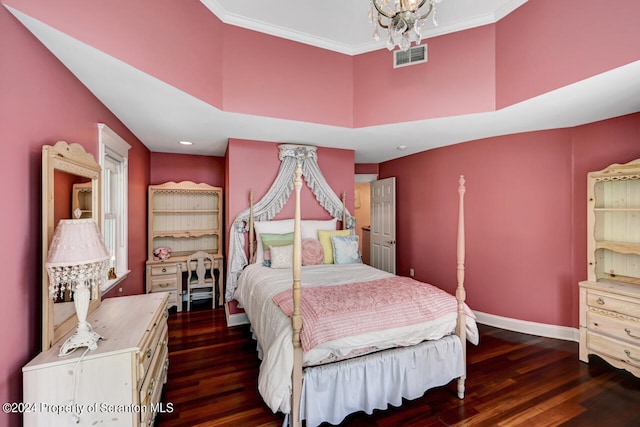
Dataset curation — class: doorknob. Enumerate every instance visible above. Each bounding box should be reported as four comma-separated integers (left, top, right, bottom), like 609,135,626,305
386,240,396,244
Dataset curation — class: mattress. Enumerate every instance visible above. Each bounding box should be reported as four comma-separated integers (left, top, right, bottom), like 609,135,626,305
234,262,479,414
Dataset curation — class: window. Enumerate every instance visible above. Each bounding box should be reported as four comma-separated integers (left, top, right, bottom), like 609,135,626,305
98,124,131,293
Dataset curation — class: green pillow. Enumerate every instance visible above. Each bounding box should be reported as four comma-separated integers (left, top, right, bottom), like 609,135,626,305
260,232,294,266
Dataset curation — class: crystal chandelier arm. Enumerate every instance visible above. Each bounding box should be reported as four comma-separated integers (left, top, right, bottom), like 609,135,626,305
416,1,435,20
377,15,390,29
372,0,395,19
410,0,429,12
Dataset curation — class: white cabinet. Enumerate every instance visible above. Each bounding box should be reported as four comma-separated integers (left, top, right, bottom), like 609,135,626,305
579,158,640,377
147,181,222,260
23,293,169,427
146,181,224,310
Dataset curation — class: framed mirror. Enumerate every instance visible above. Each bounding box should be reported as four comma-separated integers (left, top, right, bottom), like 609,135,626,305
42,141,102,351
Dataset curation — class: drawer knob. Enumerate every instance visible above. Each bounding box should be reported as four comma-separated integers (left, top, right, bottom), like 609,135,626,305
148,378,156,397
162,267,167,273
625,328,640,340
596,297,605,305
624,349,640,362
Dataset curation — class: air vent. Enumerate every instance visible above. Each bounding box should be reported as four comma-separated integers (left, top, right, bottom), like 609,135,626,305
393,45,427,68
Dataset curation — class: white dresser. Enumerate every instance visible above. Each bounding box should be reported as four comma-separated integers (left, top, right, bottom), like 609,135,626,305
23,293,169,427
579,158,640,377
579,280,640,377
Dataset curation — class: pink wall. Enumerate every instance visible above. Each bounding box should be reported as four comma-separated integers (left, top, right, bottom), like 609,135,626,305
150,152,225,187
0,6,150,425
380,113,640,328
222,26,354,127
3,0,225,108
354,25,496,127
225,139,355,257
496,0,640,108
6,0,640,129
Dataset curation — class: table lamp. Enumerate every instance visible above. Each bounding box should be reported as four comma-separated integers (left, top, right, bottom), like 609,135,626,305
46,219,110,356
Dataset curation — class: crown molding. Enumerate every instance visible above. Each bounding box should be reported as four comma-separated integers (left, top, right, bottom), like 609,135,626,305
201,0,528,56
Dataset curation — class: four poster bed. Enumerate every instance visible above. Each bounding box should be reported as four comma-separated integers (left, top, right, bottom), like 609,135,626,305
226,145,477,427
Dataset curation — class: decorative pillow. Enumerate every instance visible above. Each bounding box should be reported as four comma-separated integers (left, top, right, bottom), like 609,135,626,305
301,239,324,266
254,219,294,263
269,244,293,269
331,235,362,264
301,219,338,240
260,232,294,267
317,229,352,264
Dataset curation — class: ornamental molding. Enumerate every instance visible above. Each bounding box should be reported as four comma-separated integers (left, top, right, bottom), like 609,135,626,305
593,174,640,182
588,306,640,323
278,144,317,162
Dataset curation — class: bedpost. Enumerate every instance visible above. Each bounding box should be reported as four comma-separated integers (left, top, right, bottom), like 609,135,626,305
291,163,304,427
249,189,255,263
455,175,467,399
342,192,347,229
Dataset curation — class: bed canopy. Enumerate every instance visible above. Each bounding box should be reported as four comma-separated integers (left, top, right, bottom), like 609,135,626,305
226,144,356,302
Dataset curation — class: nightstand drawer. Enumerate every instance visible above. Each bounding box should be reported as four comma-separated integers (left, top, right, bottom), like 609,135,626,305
587,292,640,318
151,264,178,276
587,310,640,345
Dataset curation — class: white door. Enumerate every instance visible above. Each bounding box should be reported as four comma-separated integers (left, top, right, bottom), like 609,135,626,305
370,177,396,274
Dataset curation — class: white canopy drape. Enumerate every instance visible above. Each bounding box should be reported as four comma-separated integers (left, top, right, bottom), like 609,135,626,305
226,144,355,301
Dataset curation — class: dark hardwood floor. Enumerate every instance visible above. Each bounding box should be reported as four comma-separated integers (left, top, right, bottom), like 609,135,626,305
156,304,640,427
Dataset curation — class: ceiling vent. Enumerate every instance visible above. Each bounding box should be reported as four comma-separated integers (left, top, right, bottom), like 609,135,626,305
393,45,427,68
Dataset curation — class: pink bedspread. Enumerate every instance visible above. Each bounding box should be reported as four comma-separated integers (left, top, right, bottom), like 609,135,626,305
272,276,474,352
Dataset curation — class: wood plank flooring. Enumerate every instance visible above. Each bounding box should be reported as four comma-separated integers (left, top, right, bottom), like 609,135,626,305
156,306,640,427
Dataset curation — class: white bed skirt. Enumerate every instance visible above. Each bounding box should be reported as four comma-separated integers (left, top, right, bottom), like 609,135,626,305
297,334,464,427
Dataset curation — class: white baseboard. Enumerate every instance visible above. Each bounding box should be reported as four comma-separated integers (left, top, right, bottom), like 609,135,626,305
474,311,580,342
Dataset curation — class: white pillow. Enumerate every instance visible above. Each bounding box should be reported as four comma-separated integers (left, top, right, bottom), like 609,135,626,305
254,219,294,263
301,218,337,239
269,244,293,269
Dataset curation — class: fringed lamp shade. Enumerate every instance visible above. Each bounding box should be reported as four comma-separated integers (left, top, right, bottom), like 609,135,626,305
46,219,109,356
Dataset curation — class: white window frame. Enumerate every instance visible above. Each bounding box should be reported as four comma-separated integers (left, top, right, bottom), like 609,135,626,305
98,123,131,294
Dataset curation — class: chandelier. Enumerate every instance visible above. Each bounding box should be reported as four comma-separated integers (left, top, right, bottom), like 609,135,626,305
369,0,442,51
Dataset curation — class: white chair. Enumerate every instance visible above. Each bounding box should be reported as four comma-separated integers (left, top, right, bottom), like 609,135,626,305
186,251,216,311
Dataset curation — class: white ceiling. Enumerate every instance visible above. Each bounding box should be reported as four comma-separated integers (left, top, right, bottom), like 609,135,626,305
6,1,640,163
203,0,527,55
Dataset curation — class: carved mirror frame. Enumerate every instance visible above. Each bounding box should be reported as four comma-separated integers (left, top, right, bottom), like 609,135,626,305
42,141,102,351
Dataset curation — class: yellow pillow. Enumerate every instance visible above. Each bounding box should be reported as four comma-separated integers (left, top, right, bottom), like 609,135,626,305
318,229,351,264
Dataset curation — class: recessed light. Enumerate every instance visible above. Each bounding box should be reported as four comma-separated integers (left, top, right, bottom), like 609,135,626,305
179,140,193,146
397,145,407,151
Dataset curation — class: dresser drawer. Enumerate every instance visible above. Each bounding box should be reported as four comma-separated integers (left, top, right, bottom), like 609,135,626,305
587,310,640,345
151,264,178,276
140,337,169,425
138,308,168,384
587,291,640,318
587,330,640,370
151,275,178,292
